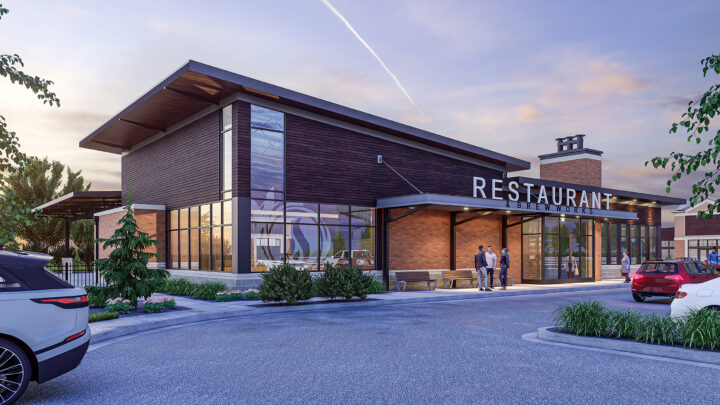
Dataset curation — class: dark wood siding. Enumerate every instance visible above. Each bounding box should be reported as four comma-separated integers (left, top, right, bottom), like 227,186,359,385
661,226,675,241
121,112,220,209
233,100,251,197
607,203,661,226
685,215,720,236
284,114,504,206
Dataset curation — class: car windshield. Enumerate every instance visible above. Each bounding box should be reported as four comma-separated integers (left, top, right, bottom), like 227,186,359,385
639,263,678,274
353,251,370,258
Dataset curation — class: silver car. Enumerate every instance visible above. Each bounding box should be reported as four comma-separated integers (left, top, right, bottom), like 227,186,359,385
0,250,90,404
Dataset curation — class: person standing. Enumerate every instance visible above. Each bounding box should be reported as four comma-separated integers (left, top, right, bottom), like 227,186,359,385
499,248,510,290
475,245,490,292
486,245,498,289
621,249,631,283
708,248,719,272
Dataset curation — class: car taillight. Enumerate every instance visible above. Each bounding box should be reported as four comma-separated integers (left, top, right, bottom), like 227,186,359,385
40,296,87,305
33,295,89,309
65,330,86,342
675,291,688,299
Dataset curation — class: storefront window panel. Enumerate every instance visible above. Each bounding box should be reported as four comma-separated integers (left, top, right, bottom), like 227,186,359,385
630,225,638,264
190,229,199,270
222,200,232,225
610,223,619,264
251,222,283,272
689,239,699,247
222,226,232,272
524,234,543,280
179,208,189,229
543,235,558,280
179,229,189,269
286,202,318,224
200,205,211,227
200,228,211,270
640,226,648,263
320,204,350,225
351,207,375,226
189,206,199,228
649,226,658,260
601,223,608,265
286,224,319,271
251,105,284,131
212,228,223,271
223,131,232,192
251,190,284,200
250,128,283,192
560,233,580,279
170,210,178,230
170,230,179,268
352,226,375,270
320,225,350,269
544,217,559,234
579,235,593,279
251,199,284,223
212,203,222,226
523,218,542,234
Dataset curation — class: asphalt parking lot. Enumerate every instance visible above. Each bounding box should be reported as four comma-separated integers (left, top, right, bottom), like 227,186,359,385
23,288,711,405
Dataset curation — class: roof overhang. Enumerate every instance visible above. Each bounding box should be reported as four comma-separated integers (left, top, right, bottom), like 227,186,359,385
376,193,639,220
80,60,531,172
32,191,123,220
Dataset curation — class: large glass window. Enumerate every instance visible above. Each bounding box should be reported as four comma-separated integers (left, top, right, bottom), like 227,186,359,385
168,200,233,272
527,216,594,282
250,105,284,195
609,223,618,264
251,204,375,272
221,105,233,200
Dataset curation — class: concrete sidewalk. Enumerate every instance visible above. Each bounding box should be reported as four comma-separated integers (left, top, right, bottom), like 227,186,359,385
89,280,628,344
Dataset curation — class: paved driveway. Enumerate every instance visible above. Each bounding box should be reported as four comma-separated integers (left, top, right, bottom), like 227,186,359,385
21,289,710,405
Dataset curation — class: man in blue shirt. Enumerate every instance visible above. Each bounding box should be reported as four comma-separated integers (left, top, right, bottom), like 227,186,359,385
708,248,719,271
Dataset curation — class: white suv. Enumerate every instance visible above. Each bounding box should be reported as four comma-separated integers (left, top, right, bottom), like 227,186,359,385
0,250,90,404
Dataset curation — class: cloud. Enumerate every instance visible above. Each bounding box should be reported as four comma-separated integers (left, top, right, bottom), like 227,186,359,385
516,105,546,122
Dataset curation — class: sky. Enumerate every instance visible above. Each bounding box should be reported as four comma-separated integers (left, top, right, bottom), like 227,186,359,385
1,0,719,225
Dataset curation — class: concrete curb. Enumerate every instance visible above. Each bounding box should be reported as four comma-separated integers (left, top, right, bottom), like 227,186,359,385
89,284,626,345
537,326,720,365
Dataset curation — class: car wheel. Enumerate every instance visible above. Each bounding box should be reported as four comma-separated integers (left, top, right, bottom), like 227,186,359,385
632,293,646,302
0,338,31,405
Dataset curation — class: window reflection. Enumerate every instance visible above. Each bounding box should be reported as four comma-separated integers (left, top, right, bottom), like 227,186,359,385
168,201,233,272
250,105,284,131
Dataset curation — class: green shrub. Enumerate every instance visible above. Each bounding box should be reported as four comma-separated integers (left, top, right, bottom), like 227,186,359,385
678,308,720,351
634,313,678,346
230,291,244,300
313,264,375,301
552,300,610,337
144,297,176,313
259,263,313,305
608,309,643,339
85,286,118,308
215,291,234,301
243,290,260,300
193,281,227,300
89,312,119,323
157,278,195,296
368,278,384,294
105,297,133,314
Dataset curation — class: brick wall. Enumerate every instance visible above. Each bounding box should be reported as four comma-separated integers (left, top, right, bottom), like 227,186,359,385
594,221,602,281
455,214,502,269
674,240,686,258
96,208,166,266
388,208,449,270
539,158,602,187
285,114,505,206
121,112,220,209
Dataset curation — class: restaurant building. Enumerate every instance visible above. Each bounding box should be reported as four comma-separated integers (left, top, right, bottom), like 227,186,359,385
663,200,720,261
71,61,683,288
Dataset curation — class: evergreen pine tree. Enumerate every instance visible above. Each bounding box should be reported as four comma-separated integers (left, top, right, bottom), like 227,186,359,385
94,194,168,306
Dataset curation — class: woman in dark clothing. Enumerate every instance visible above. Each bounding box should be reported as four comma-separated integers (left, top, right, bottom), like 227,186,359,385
499,248,510,290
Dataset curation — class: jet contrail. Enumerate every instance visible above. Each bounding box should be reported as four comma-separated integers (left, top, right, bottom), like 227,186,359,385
321,0,424,116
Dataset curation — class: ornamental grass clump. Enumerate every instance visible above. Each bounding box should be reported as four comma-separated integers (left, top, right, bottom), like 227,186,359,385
313,264,375,301
552,300,610,337
678,308,720,351
157,278,195,296
193,282,227,300
634,313,678,346
259,263,313,305
608,309,643,339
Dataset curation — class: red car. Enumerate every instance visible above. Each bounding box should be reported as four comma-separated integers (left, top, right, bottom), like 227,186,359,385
631,260,718,302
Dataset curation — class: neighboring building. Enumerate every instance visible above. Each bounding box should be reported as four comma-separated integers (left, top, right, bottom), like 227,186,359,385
42,61,682,288
661,226,675,259
668,200,720,260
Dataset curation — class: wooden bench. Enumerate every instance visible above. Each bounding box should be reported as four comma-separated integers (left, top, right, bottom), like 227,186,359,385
441,270,475,288
395,271,437,291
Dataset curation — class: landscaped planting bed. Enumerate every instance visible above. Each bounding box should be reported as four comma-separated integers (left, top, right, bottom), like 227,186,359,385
553,300,720,351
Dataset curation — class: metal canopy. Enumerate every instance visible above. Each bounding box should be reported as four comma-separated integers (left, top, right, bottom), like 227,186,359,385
376,193,640,221
32,191,123,220
79,60,530,172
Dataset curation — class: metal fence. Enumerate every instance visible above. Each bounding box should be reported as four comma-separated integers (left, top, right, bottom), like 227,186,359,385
46,263,106,288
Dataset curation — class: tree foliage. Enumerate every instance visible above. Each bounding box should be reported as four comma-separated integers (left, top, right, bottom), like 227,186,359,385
648,54,720,219
0,4,61,245
94,195,168,306
1,156,90,249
